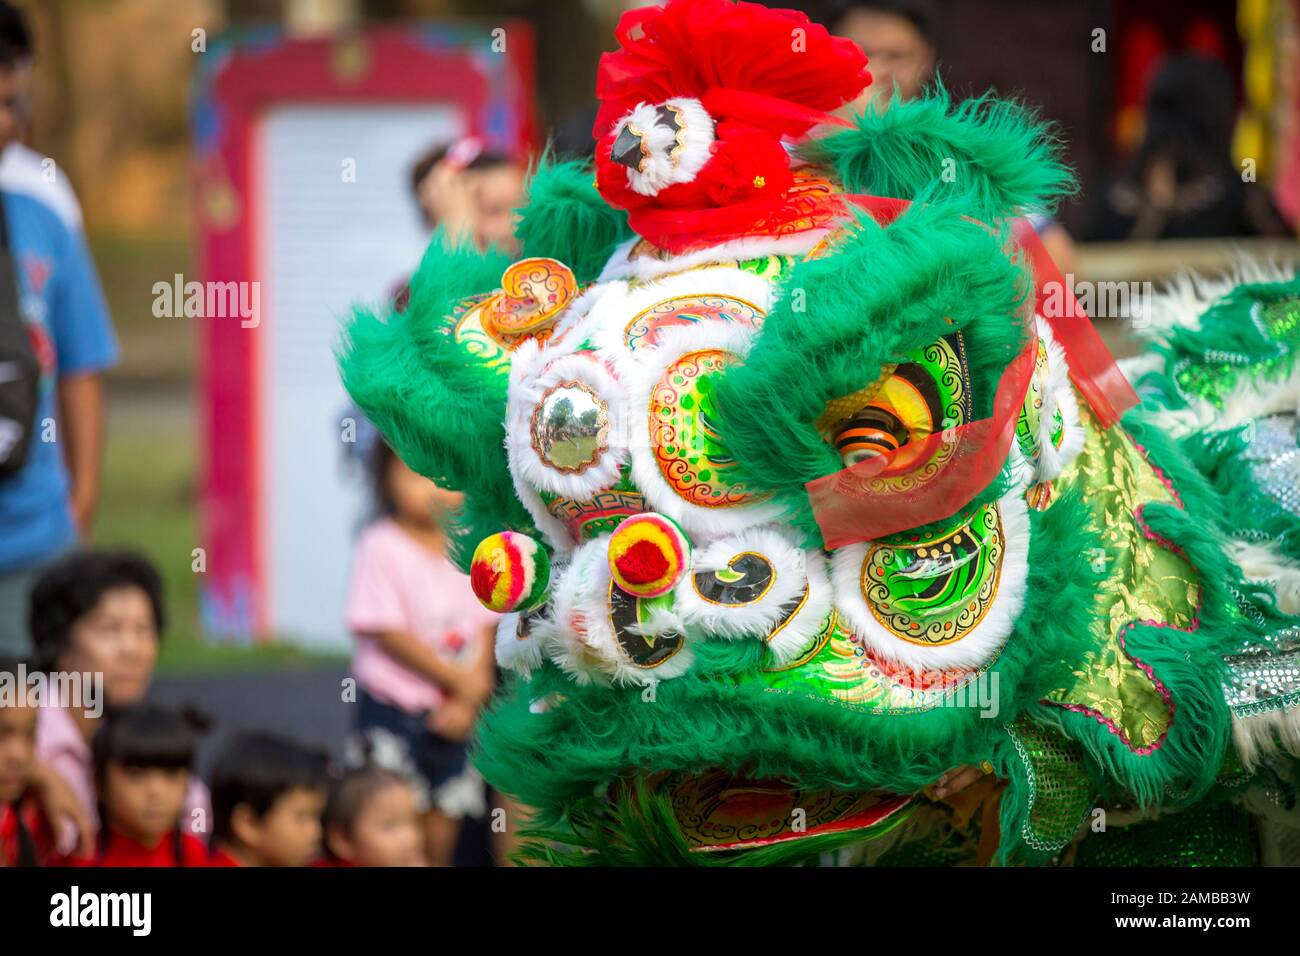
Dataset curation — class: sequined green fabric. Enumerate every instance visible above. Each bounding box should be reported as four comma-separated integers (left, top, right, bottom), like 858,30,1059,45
1074,801,1257,866
1007,718,1095,853
1223,627,1300,722
1175,296,1300,409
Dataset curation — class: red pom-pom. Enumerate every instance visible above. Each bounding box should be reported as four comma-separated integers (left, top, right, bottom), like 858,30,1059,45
614,538,671,585
470,559,500,605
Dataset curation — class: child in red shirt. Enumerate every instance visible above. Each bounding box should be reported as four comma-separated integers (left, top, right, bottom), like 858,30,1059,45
0,656,54,866
69,704,209,867
208,732,329,866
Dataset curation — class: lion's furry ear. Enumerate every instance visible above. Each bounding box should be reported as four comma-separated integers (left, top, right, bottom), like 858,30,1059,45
337,234,535,568
801,80,1076,223
711,195,1028,544
514,153,632,284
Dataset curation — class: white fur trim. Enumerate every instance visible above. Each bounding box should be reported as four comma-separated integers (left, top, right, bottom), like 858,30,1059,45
1118,352,1165,383
543,537,616,685
543,535,694,686
625,321,787,540
766,548,835,664
597,231,831,284
502,337,577,553
1233,705,1300,773
494,610,547,677
1034,317,1085,481
1230,539,1300,615
1005,442,1035,497
673,525,806,639
1135,256,1297,342
1147,365,1300,438
1128,259,1300,439
505,310,628,555
546,280,616,348
615,98,715,197
589,266,772,381
831,492,1031,672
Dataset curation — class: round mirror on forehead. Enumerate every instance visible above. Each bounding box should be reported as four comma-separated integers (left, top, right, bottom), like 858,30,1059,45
530,380,610,474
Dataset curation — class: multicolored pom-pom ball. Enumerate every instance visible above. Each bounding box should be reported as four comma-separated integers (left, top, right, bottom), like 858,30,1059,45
607,513,692,598
470,532,550,613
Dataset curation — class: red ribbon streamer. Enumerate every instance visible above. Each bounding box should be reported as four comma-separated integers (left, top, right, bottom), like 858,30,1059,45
807,327,1037,549
805,199,1138,548
1011,218,1139,428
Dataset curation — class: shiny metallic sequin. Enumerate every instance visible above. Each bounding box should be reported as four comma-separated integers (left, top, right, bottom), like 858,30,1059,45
1174,298,1300,408
1222,626,1300,717
1242,414,1300,519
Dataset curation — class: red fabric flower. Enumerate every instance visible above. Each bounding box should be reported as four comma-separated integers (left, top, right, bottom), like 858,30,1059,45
694,122,794,206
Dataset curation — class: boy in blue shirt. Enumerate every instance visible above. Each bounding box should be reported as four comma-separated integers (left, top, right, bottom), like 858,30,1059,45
0,6,116,654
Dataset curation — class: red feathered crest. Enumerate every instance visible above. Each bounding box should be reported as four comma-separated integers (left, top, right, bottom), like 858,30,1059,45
592,0,871,252
594,0,870,140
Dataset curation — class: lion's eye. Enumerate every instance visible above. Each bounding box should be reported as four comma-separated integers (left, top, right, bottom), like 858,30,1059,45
834,406,908,465
612,105,684,172
608,99,713,197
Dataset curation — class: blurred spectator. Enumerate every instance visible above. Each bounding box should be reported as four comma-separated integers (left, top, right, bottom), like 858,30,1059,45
344,441,497,867
1087,53,1293,242
0,1,116,657
0,653,54,865
0,3,81,233
67,704,209,866
207,732,330,867
409,137,525,254
322,765,426,867
826,0,1074,270
830,0,936,112
29,549,210,849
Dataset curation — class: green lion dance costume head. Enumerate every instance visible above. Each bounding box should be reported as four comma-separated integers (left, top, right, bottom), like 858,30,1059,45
340,0,1300,865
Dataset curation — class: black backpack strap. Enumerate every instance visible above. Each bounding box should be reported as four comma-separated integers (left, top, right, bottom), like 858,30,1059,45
0,189,40,477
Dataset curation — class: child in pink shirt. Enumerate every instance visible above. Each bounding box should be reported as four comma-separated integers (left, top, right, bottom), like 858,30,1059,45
345,441,497,866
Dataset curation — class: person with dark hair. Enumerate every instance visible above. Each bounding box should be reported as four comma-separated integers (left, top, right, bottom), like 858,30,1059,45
321,765,425,867
386,139,523,313
0,0,79,233
829,0,936,111
344,440,497,866
408,136,524,252
29,549,210,847
0,651,95,861
0,0,29,52
1088,53,1293,241
28,549,165,674
0,0,117,657
825,0,1076,271
207,732,330,867
63,704,209,866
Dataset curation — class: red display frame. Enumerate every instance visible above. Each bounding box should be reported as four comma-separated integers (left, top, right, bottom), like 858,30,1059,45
191,24,537,640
